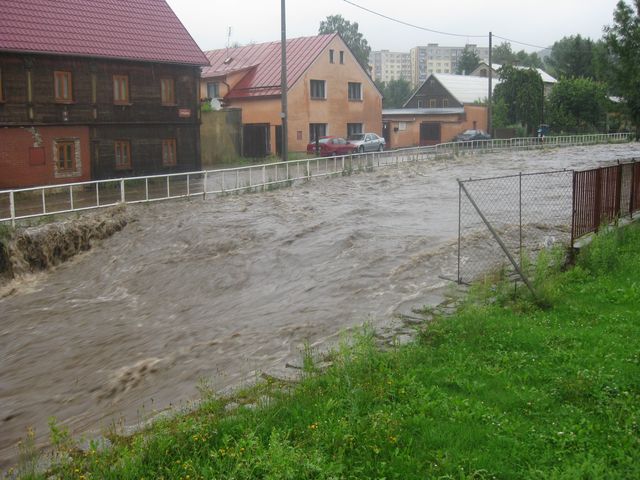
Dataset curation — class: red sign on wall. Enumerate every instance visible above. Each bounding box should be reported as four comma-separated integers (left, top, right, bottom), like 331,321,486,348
178,108,192,118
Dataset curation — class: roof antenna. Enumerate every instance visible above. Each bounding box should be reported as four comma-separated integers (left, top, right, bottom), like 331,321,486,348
226,27,232,50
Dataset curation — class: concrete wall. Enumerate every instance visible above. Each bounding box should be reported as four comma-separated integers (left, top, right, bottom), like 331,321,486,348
200,109,242,167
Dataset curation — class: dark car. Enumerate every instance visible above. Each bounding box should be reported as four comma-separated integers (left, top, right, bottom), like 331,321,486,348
347,133,386,153
454,129,491,142
307,136,358,156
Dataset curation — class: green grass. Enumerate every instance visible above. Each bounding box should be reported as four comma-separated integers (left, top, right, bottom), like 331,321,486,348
16,224,640,479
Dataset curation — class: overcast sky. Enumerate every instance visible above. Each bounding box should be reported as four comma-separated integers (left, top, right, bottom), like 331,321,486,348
165,0,622,53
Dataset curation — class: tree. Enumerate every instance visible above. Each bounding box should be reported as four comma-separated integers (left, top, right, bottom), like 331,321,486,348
545,35,596,79
605,0,640,137
546,78,608,133
492,65,544,133
319,15,371,71
493,41,543,69
492,42,516,65
456,47,481,75
375,79,413,109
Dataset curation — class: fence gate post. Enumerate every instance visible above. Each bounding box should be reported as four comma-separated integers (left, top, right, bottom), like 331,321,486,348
594,168,602,233
9,191,16,227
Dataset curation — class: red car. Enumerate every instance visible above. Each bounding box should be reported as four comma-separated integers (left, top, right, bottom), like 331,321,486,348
306,136,358,156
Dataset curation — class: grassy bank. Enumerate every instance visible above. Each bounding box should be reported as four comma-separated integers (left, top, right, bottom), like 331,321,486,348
16,224,640,479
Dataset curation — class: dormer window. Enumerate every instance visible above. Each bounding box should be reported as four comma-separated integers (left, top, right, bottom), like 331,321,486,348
223,57,233,65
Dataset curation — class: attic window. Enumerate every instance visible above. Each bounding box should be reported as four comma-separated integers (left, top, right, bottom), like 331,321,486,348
223,57,233,65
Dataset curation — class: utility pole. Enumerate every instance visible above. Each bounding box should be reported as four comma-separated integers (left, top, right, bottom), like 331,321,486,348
488,31,492,136
280,0,288,162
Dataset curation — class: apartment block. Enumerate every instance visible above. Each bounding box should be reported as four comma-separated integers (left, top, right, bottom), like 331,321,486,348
369,50,412,83
410,44,490,86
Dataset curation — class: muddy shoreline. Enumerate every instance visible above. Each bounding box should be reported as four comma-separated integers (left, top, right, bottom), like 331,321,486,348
0,206,130,289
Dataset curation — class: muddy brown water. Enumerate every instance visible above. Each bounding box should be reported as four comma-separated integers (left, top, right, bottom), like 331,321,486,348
2,144,640,469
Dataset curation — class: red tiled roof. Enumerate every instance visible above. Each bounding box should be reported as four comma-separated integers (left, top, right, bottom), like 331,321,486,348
202,34,337,99
0,0,209,66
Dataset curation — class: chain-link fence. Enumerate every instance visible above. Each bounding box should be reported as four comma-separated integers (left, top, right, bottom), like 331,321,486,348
457,170,574,286
457,160,640,291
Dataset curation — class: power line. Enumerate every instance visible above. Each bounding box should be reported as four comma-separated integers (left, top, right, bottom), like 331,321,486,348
342,0,486,39
342,0,554,50
492,35,552,51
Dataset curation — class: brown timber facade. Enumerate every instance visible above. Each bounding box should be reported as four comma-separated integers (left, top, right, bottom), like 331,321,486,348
0,53,202,188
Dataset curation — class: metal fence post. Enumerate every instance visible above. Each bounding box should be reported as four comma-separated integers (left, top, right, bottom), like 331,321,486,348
203,171,208,199
9,191,15,227
519,172,523,269
457,181,462,284
120,179,125,203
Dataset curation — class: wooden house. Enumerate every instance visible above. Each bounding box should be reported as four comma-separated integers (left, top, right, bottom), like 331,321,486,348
0,0,209,189
385,74,494,146
200,34,382,157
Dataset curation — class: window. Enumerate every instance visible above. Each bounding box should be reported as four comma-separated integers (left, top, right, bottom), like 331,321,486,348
207,81,219,99
54,71,73,102
113,75,129,104
339,51,344,64
398,122,407,131
162,139,177,166
115,140,131,169
310,80,325,99
161,78,175,105
56,141,75,170
309,123,327,141
329,49,334,64
417,100,424,108
348,82,362,101
347,123,362,137
443,98,449,108
429,99,437,108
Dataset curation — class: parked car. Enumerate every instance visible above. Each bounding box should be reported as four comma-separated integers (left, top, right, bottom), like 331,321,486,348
306,136,358,156
347,132,386,153
454,129,491,142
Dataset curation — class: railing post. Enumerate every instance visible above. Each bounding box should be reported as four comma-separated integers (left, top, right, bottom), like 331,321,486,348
69,185,74,211
120,179,125,203
42,189,46,214
187,174,190,197
222,171,225,193
9,191,16,227
166,176,170,198
96,183,100,206
204,171,208,199
145,178,149,201
262,165,266,187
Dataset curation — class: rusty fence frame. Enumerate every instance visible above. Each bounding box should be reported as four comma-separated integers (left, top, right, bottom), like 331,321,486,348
571,159,640,244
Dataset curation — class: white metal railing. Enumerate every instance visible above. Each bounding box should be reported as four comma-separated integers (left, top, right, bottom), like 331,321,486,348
0,133,632,225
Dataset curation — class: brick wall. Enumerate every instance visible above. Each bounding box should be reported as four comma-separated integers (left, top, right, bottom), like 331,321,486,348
0,126,91,189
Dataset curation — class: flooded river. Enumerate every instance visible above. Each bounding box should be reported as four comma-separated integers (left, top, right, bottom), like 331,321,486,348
2,143,640,468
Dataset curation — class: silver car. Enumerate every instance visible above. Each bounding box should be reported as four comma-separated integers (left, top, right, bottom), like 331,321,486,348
347,133,386,153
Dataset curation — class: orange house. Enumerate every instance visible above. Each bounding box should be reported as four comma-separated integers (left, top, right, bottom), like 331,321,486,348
201,34,382,156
